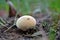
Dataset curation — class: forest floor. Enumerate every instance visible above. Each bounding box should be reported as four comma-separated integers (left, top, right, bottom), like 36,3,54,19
0,14,49,40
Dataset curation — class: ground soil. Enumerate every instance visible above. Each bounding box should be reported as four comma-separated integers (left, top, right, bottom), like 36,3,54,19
0,15,49,40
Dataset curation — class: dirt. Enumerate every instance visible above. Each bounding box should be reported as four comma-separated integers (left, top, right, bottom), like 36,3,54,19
0,14,49,40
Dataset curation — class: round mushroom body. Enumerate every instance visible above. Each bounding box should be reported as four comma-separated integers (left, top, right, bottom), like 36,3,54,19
16,15,36,31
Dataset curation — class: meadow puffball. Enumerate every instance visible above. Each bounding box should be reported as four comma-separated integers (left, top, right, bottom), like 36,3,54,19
16,15,36,31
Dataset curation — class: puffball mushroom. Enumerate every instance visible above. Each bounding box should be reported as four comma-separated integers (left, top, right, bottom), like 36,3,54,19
16,15,36,31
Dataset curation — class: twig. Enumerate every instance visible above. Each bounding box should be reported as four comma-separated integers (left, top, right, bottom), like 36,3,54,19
3,13,17,33
4,24,15,32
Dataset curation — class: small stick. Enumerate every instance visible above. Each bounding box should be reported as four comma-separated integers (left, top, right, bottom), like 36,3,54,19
4,24,15,32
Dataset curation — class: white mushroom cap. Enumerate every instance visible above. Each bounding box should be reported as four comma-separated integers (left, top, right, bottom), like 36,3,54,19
16,15,36,31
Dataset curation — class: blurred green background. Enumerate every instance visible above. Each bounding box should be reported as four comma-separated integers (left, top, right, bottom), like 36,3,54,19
0,0,60,14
